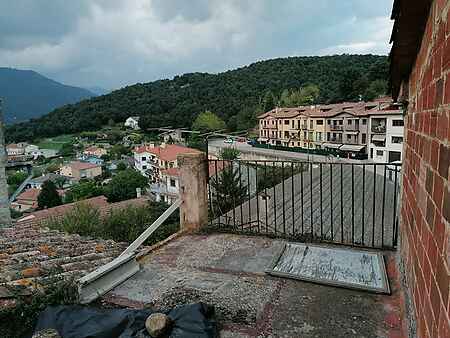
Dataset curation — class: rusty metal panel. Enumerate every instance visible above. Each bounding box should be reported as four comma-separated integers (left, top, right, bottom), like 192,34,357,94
266,243,390,294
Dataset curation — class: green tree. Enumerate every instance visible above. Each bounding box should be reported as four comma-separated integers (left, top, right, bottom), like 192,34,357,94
104,169,148,202
60,143,75,157
187,134,206,151
192,110,226,133
7,171,29,186
54,176,67,189
218,147,241,160
38,180,62,209
64,180,103,203
210,166,248,215
116,161,127,171
262,90,277,112
364,79,388,101
109,144,130,160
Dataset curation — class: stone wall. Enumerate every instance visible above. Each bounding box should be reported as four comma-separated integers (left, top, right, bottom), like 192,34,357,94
399,0,450,336
0,100,11,226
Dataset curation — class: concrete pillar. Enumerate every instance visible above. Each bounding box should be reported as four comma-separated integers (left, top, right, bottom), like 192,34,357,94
0,99,11,226
178,152,208,231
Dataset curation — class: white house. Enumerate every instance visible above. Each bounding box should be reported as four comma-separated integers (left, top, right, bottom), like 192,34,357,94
124,116,140,130
133,143,201,203
368,106,404,163
25,144,42,159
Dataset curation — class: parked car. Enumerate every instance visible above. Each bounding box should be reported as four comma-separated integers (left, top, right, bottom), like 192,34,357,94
224,138,234,144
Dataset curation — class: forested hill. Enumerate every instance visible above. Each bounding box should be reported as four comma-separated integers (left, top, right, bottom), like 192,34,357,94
0,68,95,124
6,54,388,142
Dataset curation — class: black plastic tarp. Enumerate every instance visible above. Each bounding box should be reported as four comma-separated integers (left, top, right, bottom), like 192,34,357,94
32,303,217,338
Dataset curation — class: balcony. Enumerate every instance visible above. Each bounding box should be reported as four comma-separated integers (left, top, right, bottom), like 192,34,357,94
371,125,386,133
345,125,360,132
330,125,343,131
329,137,343,143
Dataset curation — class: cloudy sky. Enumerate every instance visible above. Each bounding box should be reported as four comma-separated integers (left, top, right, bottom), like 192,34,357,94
0,0,394,90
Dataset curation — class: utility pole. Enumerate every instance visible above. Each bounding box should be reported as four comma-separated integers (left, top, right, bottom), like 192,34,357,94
0,99,12,226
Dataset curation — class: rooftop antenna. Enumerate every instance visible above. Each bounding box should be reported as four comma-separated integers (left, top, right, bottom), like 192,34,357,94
0,98,12,227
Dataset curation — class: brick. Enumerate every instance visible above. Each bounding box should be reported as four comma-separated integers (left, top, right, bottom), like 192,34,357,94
431,140,440,169
437,308,449,338
443,38,450,69
433,173,444,209
426,168,434,194
434,212,446,252
437,112,449,140
426,197,436,229
430,277,442,322
445,72,450,104
443,186,450,223
436,259,450,310
438,144,450,178
436,78,444,105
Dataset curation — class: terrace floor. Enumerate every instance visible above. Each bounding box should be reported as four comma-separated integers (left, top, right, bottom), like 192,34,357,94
105,233,407,338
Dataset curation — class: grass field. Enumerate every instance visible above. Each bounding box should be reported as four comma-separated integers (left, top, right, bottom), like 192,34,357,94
36,134,74,150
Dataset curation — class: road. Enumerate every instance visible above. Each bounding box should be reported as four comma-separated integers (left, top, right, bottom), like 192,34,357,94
208,138,375,164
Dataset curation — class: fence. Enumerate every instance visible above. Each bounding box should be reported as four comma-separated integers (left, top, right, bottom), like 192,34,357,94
208,160,401,250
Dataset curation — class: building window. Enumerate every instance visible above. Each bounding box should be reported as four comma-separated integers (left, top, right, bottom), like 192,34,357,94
292,120,295,128
284,120,289,125
141,156,146,161
170,179,176,187
142,165,147,170
362,119,367,125
316,120,324,125
392,136,404,144
376,150,384,156
361,133,366,143
327,132,330,141
284,131,289,138
327,120,331,125
348,120,352,125
316,132,322,141
310,121,313,129
392,119,404,127
339,120,343,125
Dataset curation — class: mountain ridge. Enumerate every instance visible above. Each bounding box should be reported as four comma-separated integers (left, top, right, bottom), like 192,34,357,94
5,54,389,142
0,67,95,124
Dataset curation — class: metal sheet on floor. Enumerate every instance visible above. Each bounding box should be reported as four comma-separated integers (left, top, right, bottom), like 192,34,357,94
266,243,390,294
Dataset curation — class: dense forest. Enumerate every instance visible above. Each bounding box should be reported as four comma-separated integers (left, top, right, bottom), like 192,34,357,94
6,54,389,142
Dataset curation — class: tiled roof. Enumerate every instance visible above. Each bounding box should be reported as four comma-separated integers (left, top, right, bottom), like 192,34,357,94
17,196,152,225
0,219,127,302
257,98,400,119
16,188,41,201
134,144,201,161
17,196,109,224
68,161,101,170
160,167,180,177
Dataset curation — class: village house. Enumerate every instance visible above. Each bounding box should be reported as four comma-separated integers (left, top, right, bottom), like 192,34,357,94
124,116,140,130
258,99,404,161
6,143,26,156
11,187,64,212
59,161,102,181
133,143,201,203
26,173,75,190
83,145,107,158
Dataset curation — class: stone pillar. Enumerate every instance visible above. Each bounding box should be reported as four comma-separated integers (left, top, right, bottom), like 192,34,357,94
178,152,208,231
0,99,11,226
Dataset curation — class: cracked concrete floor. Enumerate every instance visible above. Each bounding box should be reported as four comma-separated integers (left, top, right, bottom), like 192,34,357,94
104,233,407,338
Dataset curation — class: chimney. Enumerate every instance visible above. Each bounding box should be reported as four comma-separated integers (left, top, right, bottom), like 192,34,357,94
0,99,12,227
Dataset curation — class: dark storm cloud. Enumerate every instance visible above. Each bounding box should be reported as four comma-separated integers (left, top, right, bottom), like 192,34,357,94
0,0,394,89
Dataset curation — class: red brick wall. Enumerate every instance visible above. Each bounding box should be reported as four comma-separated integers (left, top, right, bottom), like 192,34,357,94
400,0,450,337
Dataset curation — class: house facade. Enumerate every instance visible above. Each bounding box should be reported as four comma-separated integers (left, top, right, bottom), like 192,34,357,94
368,110,404,163
134,143,200,203
258,99,404,161
83,146,107,158
124,116,140,130
59,161,102,181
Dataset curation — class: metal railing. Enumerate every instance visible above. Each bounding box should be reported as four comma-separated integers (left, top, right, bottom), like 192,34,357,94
208,160,401,250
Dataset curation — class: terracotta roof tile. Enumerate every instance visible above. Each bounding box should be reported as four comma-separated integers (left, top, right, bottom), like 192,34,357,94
134,144,201,161
0,220,127,295
68,161,102,170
